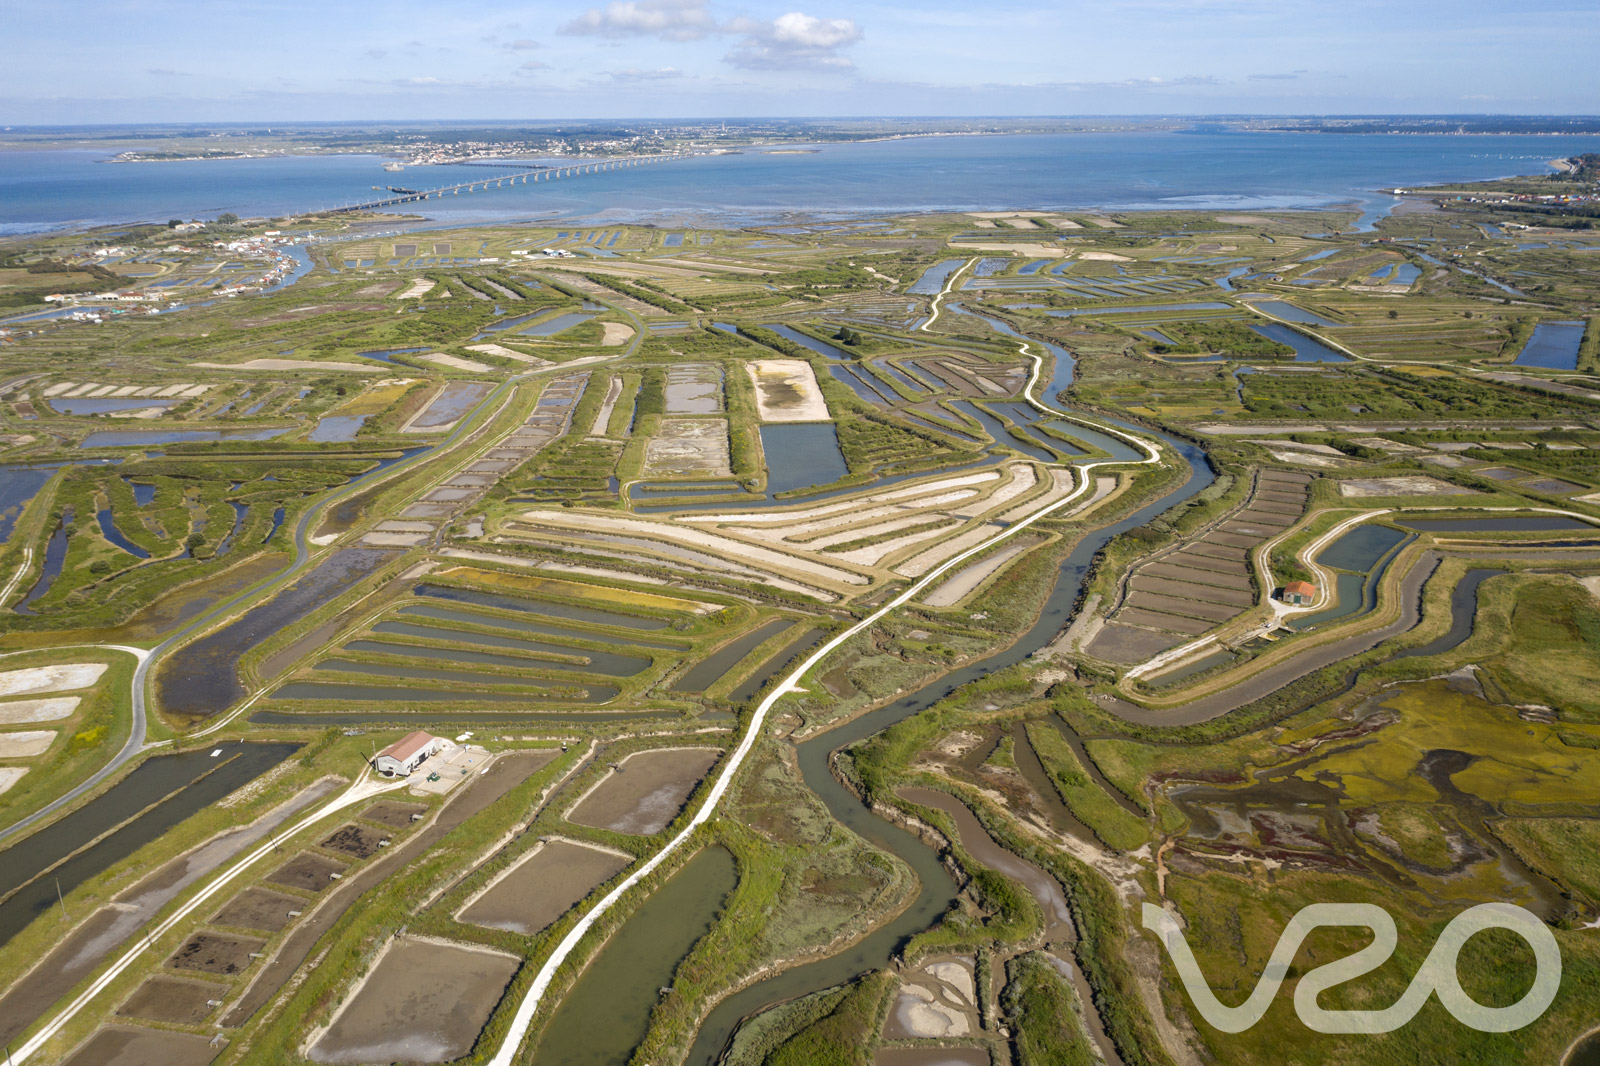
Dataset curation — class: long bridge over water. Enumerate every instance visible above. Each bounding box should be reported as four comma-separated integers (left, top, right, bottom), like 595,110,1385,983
325,152,697,214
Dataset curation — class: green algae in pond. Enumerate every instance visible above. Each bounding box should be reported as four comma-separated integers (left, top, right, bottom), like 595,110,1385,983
534,846,736,1066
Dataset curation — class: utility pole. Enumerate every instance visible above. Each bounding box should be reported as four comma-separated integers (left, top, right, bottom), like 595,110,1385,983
55,878,67,920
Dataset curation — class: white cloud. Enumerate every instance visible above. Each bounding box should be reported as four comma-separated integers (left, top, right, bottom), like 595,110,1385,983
726,11,861,69
560,0,717,42
558,0,860,69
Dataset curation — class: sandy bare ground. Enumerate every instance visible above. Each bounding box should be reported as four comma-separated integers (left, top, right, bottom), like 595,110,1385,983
925,537,1039,607
997,468,1075,522
0,730,56,757
1339,476,1478,497
108,407,166,420
494,529,832,601
650,257,775,276
393,278,436,299
438,548,672,587
1078,251,1133,261
191,358,379,373
0,663,107,698
466,344,551,366
0,767,26,795
712,490,981,547
665,364,723,415
806,512,959,551
588,376,624,437
1044,217,1082,228
360,532,428,546
896,522,1006,577
601,322,635,347
999,218,1038,229
643,418,732,477
947,241,1065,257
831,521,959,567
422,353,493,373
554,260,707,280
0,696,79,724
746,359,829,422
1582,576,1600,602
952,463,1036,516
682,471,1001,526
517,510,869,588
1270,450,1348,468
1250,439,1343,455
1014,472,1114,526
887,983,969,1037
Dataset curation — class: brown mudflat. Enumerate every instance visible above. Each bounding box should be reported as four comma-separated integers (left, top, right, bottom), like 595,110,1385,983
319,823,389,859
210,886,303,932
567,747,720,835
308,938,518,1064
458,838,630,935
265,852,348,892
116,976,223,1024
168,932,265,976
60,1027,220,1066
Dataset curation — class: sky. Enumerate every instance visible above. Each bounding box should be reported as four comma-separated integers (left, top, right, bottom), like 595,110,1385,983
5,0,1599,123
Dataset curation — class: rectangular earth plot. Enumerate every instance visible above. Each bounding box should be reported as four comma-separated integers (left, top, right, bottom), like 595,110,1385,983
308,937,519,1065
643,418,733,477
746,358,830,422
457,837,633,935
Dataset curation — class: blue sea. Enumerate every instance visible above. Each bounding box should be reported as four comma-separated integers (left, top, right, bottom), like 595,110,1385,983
2,130,1597,235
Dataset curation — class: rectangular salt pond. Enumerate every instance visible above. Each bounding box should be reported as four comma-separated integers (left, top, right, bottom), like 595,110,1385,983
908,259,966,295
49,397,179,415
567,747,721,835
457,838,631,935
79,427,291,448
410,381,492,429
308,415,366,442
1513,320,1585,370
308,938,519,1064
1318,523,1407,572
1247,300,1343,326
521,311,594,337
0,466,55,542
1046,302,1231,318
671,618,793,693
759,323,848,359
760,423,849,494
1246,322,1350,362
